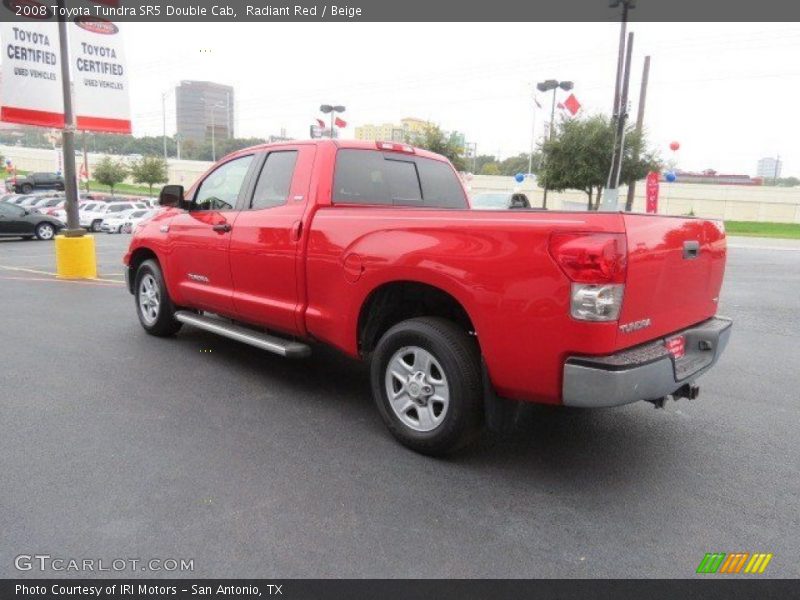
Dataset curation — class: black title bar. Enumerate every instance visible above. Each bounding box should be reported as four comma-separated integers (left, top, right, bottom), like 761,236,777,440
1,0,800,22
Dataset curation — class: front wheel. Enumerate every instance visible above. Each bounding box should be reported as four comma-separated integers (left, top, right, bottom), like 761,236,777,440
91,220,102,232
371,317,483,456
34,222,55,240
21,183,33,193
134,259,182,337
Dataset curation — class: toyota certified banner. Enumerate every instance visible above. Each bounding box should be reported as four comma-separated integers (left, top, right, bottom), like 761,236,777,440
0,19,64,128
69,17,131,133
0,4,130,133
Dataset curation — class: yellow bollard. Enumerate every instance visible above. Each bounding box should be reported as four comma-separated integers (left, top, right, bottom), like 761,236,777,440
54,234,98,279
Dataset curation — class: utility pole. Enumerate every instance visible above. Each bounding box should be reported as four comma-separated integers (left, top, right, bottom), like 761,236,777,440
82,129,89,194
601,31,634,210
625,55,650,211
528,91,538,175
57,0,81,237
210,107,216,162
602,0,636,211
161,91,168,163
773,154,780,185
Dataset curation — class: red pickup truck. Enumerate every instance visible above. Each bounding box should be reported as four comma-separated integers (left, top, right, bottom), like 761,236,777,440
124,139,731,455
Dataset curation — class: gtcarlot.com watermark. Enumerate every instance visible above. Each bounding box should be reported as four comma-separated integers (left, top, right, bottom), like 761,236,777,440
15,554,194,573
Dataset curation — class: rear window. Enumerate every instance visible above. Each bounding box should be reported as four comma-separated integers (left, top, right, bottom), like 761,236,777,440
333,149,467,209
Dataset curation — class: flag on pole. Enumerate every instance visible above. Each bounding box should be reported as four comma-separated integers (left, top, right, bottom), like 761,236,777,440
334,117,347,128
563,93,581,116
534,96,542,109
316,118,325,128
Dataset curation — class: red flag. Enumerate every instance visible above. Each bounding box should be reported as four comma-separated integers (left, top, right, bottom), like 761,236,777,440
334,117,347,128
563,93,581,116
315,118,325,128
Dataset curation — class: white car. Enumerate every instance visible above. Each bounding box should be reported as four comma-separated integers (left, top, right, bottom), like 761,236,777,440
80,201,147,232
52,200,100,223
103,208,160,234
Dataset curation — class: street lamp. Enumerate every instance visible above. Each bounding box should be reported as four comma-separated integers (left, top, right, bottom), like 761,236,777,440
204,99,225,161
320,104,345,138
603,0,637,211
536,79,573,208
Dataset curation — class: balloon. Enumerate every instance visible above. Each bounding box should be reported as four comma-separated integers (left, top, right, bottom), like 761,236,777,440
4,159,10,166
514,173,525,183
665,171,677,183
669,141,680,152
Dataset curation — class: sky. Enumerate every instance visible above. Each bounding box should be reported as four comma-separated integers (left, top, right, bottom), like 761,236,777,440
121,22,800,176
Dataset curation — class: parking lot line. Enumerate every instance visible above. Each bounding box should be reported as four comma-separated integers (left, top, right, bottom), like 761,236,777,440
0,264,124,284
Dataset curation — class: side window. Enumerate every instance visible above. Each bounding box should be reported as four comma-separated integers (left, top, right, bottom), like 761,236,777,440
250,151,298,210
193,155,254,211
332,149,467,208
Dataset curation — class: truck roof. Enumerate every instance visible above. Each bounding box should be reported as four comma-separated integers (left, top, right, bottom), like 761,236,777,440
223,138,449,163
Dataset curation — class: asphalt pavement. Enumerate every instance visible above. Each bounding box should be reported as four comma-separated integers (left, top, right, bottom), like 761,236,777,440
0,233,798,578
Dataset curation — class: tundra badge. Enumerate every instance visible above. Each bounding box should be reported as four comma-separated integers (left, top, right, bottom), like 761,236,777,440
619,318,651,333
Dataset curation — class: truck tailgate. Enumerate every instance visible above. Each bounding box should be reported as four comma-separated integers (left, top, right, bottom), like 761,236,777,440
617,214,727,348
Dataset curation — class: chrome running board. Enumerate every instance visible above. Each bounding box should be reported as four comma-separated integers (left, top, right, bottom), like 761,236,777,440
174,311,311,358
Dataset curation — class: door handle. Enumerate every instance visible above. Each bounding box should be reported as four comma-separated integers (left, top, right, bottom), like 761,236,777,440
290,220,303,242
212,223,232,233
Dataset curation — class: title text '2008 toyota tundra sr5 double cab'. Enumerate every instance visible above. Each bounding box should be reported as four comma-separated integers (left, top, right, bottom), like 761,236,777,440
124,139,731,455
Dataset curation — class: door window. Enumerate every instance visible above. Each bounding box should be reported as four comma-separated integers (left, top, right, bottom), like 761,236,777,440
249,151,298,210
193,155,254,211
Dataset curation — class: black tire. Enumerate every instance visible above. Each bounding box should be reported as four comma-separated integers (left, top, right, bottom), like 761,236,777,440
34,222,56,241
56,183,65,191
371,317,483,456
91,219,102,232
21,183,33,193
134,259,182,337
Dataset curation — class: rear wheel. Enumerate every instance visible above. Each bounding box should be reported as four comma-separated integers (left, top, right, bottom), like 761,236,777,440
371,317,483,456
134,259,182,337
34,222,55,240
91,219,102,232
21,183,33,193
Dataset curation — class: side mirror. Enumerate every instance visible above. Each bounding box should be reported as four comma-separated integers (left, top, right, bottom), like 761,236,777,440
159,184,184,207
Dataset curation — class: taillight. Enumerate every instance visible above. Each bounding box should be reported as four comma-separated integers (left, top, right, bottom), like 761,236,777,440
549,232,628,322
548,232,627,283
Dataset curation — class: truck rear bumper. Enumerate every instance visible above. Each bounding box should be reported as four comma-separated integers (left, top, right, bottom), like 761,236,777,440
562,316,732,408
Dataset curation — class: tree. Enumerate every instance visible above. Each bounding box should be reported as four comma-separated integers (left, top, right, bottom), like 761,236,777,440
93,156,128,196
130,156,168,197
538,114,659,210
480,162,501,175
407,125,467,171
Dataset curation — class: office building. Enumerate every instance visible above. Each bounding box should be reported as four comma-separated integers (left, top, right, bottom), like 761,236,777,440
756,157,782,180
175,80,234,144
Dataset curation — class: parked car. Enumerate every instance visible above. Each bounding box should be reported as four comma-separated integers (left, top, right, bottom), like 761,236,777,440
124,139,732,455
9,172,65,194
5,195,37,205
29,195,65,213
471,192,532,210
101,209,141,233
80,200,148,232
0,201,65,240
0,194,20,203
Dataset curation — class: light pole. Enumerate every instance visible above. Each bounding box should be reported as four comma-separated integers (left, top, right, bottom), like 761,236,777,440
204,99,225,161
320,104,345,138
161,90,169,164
603,0,637,211
537,79,573,209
